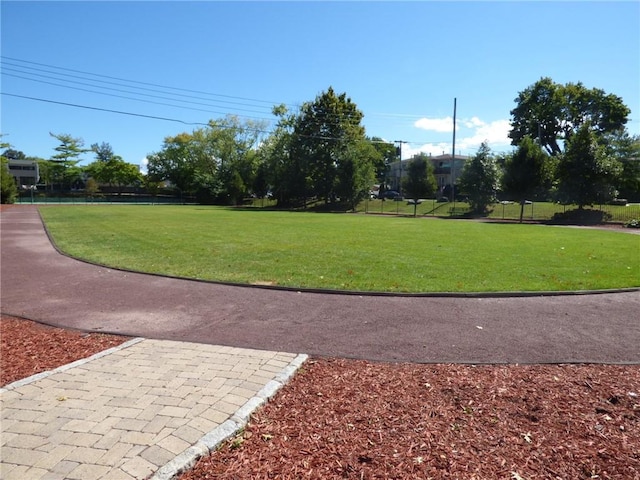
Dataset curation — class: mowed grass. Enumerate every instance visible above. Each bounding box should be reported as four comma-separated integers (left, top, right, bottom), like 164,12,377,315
39,205,639,293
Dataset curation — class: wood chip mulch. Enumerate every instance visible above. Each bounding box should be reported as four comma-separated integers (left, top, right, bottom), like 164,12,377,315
1,315,638,479
182,360,640,480
0,315,130,386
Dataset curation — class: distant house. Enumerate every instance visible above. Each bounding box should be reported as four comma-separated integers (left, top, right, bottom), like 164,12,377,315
6,159,40,188
386,153,469,199
429,154,469,198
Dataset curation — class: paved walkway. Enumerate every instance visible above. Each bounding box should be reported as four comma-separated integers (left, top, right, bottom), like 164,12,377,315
1,205,639,479
1,338,306,480
2,206,639,364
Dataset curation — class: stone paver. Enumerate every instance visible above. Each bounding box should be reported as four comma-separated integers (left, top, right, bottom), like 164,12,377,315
1,338,307,480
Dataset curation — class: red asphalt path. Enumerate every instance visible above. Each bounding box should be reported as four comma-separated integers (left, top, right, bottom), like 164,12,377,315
1,205,639,364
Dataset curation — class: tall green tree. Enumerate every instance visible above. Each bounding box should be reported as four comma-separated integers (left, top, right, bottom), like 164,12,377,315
257,104,302,206
0,138,17,203
335,140,377,210
369,137,396,186
458,142,499,214
86,142,142,194
49,133,87,191
146,132,198,196
603,131,640,201
146,116,265,204
556,123,622,208
2,148,26,160
91,142,115,162
291,87,368,204
509,78,630,156
402,154,437,216
1,157,18,204
501,136,552,222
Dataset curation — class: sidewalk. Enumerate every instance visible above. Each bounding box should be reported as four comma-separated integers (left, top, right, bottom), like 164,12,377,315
0,337,307,480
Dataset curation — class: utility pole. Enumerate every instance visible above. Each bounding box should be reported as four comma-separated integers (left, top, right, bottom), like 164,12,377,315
394,140,406,195
451,98,457,210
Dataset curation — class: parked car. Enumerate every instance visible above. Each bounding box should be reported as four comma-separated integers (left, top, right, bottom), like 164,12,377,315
380,190,402,200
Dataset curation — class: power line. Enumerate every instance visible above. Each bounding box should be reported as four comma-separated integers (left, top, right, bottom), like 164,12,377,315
3,92,449,148
2,57,454,146
0,56,399,124
1,56,284,107
1,92,210,126
2,72,277,121
1,61,277,114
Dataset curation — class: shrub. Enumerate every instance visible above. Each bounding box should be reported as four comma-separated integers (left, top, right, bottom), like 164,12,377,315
625,219,640,229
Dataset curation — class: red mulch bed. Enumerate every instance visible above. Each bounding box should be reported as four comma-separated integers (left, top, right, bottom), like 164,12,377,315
0,315,130,386
181,360,640,479
1,315,638,479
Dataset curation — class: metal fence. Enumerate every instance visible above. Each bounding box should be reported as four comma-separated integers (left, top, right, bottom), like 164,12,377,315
361,199,640,224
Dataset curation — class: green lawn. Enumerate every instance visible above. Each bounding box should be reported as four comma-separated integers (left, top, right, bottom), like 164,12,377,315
39,205,639,293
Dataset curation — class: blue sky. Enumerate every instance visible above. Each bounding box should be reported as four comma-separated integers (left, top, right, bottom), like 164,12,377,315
2,1,639,171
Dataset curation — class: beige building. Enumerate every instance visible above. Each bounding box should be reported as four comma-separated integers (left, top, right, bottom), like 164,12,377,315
387,153,469,198
7,159,40,187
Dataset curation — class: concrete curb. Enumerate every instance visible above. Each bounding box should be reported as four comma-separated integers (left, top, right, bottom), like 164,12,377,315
0,337,145,393
150,353,309,480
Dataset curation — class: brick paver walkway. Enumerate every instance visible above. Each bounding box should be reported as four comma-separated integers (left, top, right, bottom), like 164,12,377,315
0,338,306,480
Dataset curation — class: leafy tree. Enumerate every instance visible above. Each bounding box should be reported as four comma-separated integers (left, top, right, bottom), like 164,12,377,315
49,133,87,191
146,116,265,204
91,142,115,162
204,116,265,204
84,177,100,200
258,105,305,206
2,148,26,160
458,142,499,214
291,87,368,205
556,123,622,208
147,132,199,196
1,157,18,204
402,154,437,216
602,131,640,201
501,136,552,222
334,140,377,210
369,136,396,185
509,78,630,156
86,143,142,194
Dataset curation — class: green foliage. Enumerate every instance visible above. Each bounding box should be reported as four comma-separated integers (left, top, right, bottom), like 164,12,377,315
146,116,265,204
40,206,639,293
257,105,301,206
402,154,437,216
48,133,87,191
290,87,369,205
2,148,26,160
369,136,397,183
502,136,552,222
602,131,640,202
84,178,101,198
509,77,630,156
1,157,18,204
85,155,142,194
91,142,115,162
556,123,622,208
335,140,377,210
458,143,499,213
625,219,640,229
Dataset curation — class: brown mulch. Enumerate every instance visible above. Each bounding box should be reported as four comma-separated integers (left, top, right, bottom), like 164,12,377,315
0,315,130,386
1,315,639,479
181,360,640,480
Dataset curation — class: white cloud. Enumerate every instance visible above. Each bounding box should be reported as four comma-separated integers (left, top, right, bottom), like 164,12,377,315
402,142,452,159
457,119,512,152
410,116,512,156
463,116,485,128
414,116,454,133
